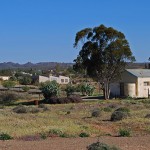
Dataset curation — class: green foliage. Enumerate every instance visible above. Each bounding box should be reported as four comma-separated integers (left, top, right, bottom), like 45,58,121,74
40,132,48,139
111,111,128,121
87,142,121,150
22,86,30,92
91,109,101,117
49,129,63,136
0,133,13,140
40,80,60,100
74,24,135,99
119,128,131,137
80,83,95,96
65,84,75,96
2,80,16,89
79,132,90,137
19,75,32,85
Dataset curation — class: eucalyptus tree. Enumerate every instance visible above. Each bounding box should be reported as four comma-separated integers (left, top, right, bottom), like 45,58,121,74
74,24,135,99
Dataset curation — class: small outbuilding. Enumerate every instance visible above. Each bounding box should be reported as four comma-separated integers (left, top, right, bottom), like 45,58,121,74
110,69,150,98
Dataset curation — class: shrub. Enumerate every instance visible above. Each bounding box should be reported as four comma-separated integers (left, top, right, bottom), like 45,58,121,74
2,80,16,89
80,83,95,96
40,81,60,100
46,95,82,104
91,109,101,117
119,128,131,137
13,105,40,114
49,129,63,136
79,132,90,137
65,85,75,96
40,132,48,139
0,133,13,140
87,142,121,150
0,92,19,105
19,75,32,85
111,111,128,121
13,105,28,113
22,86,30,92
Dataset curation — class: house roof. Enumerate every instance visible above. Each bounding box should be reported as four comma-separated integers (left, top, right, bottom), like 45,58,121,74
126,69,150,77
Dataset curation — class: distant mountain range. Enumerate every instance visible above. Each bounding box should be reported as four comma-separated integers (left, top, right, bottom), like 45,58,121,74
0,62,73,70
0,62,148,70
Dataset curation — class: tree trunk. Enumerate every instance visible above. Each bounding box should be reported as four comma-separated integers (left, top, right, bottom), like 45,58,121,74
104,81,110,100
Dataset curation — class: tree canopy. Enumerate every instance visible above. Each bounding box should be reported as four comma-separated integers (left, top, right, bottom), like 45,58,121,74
74,24,135,99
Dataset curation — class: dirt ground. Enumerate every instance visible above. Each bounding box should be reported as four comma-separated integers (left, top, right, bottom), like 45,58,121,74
0,136,150,150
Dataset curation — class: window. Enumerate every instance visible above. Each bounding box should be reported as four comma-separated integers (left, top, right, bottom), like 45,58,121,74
144,82,150,86
65,79,68,83
61,79,64,83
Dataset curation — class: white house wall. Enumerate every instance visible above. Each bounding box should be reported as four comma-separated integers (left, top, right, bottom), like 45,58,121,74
137,77,150,98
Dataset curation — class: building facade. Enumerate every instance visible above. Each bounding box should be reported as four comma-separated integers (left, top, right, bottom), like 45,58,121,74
110,69,150,98
39,75,70,84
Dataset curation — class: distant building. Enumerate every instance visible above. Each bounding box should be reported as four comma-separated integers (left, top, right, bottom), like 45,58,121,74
110,69,150,98
38,75,70,84
0,76,10,81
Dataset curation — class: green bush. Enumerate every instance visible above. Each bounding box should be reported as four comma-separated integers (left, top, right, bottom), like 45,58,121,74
0,133,13,140
40,81,60,100
91,109,101,117
65,85,75,96
79,132,89,137
111,111,128,121
2,80,16,89
87,142,121,150
19,75,32,85
80,83,95,96
49,129,63,136
13,105,40,114
22,86,30,92
40,132,48,139
119,128,131,137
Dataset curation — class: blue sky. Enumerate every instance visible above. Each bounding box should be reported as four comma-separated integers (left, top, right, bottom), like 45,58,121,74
0,0,150,63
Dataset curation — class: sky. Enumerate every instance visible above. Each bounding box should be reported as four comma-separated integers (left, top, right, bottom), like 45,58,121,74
0,0,150,64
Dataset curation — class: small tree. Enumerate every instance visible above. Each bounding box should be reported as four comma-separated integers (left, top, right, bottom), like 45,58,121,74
40,80,60,101
2,80,16,90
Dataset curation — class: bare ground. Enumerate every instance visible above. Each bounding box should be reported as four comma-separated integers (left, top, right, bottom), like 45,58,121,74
0,136,150,150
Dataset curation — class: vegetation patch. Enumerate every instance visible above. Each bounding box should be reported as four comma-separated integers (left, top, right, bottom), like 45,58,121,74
0,133,13,140
87,142,121,150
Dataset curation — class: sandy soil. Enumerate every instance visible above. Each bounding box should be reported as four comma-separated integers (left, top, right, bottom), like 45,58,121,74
0,136,150,150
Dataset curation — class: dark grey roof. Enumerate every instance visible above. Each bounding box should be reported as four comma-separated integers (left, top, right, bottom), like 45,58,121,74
126,69,150,77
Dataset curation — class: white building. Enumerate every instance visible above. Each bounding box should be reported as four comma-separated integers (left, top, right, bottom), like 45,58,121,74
0,76,10,81
110,69,150,98
39,75,70,84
